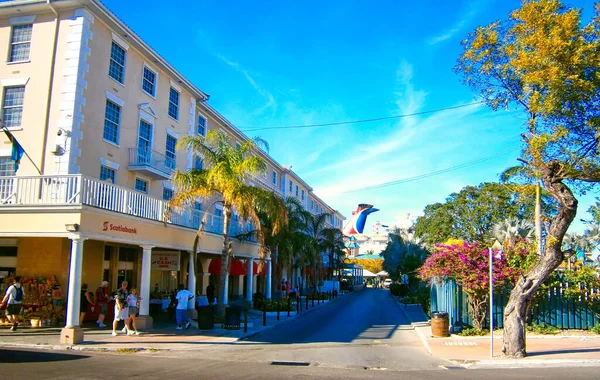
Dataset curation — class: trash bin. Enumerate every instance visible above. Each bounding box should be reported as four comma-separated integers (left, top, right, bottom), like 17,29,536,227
431,311,450,337
224,306,241,330
197,305,214,330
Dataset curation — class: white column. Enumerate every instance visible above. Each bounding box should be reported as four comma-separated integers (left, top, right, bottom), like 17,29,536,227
139,245,154,316
188,251,196,294
65,237,85,327
246,259,253,302
265,256,272,300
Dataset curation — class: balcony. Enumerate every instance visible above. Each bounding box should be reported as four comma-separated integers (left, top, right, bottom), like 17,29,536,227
128,148,173,180
0,174,252,239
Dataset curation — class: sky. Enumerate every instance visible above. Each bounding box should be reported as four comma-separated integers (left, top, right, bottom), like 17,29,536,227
103,0,597,235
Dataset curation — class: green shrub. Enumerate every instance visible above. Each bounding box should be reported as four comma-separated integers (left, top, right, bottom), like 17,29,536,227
255,299,294,312
389,283,410,297
590,324,600,334
527,323,560,335
306,293,329,301
458,327,489,336
400,286,431,315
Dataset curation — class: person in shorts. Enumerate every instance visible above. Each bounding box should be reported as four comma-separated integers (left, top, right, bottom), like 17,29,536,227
0,276,23,332
125,288,140,335
112,281,129,336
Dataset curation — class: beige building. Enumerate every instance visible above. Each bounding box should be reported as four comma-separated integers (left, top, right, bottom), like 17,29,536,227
0,0,344,343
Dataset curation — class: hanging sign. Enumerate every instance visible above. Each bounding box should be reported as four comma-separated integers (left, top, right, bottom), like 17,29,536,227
151,252,180,271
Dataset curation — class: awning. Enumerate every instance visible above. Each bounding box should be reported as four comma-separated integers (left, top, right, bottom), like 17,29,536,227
208,258,247,276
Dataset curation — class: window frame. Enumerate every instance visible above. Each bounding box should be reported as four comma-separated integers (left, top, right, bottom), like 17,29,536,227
102,99,121,146
1,85,25,129
134,178,149,194
289,180,293,192
108,41,126,84
141,64,157,97
168,87,179,120
8,24,32,63
272,171,277,186
100,165,116,183
197,113,207,137
162,187,174,201
165,134,177,170
0,157,15,177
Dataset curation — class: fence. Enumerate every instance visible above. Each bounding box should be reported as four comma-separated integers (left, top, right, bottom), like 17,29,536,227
430,279,599,330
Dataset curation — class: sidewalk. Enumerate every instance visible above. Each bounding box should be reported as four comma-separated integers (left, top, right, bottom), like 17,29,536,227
0,296,342,352
395,300,600,367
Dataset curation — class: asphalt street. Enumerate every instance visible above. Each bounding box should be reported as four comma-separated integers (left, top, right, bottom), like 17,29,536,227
1,288,599,379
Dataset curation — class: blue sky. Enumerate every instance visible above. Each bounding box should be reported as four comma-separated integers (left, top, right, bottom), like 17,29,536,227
103,0,597,234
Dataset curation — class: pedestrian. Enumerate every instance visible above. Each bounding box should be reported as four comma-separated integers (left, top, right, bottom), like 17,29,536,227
125,288,140,335
285,281,291,298
281,280,286,298
0,276,23,332
175,284,193,330
112,281,129,336
95,281,109,328
79,284,95,326
206,283,215,305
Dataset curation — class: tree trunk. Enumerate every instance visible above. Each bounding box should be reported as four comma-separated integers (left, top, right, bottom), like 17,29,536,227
503,162,578,358
217,206,232,317
535,179,543,256
469,296,487,331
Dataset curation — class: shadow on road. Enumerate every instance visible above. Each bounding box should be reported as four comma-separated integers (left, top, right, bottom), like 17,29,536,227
243,288,411,345
0,349,89,363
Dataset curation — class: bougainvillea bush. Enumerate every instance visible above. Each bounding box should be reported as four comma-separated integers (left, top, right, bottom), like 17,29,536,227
420,240,531,330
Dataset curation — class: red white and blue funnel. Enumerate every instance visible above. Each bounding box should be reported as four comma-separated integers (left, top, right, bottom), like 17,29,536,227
343,204,379,236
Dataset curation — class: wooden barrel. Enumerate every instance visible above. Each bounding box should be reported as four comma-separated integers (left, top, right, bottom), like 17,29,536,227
431,312,450,337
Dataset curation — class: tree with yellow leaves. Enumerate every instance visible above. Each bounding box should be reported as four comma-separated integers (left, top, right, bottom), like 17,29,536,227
456,0,599,358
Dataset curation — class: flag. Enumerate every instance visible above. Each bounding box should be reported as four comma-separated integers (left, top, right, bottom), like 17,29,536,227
3,128,24,172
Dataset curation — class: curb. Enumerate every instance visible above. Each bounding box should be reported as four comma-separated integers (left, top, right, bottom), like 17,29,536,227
414,326,433,355
464,358,600,369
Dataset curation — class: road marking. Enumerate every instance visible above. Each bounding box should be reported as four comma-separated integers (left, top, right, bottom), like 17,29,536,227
443,342,478,346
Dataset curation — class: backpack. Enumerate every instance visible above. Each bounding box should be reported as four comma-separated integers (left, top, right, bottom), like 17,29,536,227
14,285,23,302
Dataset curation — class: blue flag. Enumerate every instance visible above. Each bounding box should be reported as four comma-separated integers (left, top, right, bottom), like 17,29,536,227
3,129,24,172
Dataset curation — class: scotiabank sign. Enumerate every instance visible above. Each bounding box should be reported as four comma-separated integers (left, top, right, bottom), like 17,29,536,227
102,221,138,234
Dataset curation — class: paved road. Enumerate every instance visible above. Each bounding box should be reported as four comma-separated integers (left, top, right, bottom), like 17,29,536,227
2,348,600,379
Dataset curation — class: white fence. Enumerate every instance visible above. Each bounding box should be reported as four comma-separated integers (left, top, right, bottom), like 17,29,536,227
0,174,250,237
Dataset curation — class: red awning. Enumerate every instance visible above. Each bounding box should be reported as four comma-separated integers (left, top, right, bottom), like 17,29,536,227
208,258,247,276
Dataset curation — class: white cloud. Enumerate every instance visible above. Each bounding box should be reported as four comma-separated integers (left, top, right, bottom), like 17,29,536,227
216,54,276,115
426,3,485,46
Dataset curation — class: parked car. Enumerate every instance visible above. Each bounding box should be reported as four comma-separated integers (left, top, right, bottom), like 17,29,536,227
383,279,393,288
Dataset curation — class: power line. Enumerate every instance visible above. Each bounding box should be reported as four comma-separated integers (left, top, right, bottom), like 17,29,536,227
240,101,485,132
343,147,521,194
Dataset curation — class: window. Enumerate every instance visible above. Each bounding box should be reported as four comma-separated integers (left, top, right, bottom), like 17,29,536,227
272,171,277,185
2,86,25,129
109,41,126,83
9,24,32,62
0,157,15,177
295,185,298,197
135,178,148,193
162,187,173,201
141,66,156,96
289,180,292,192
165,134,177,170
194,202,202,211
197,114,207,136
215,208,223,217
103,100,120,144
193,155,203,170
301,189,305,200
168,87,179,120
100,165,115,183
138,120,152,148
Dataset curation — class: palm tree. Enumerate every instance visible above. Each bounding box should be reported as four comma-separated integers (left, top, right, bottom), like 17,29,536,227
490,217,535,245
169,130,288,316
322,228,346,281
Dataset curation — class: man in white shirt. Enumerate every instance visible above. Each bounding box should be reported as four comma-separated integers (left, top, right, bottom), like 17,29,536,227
1,276,24,332
175,284,193,330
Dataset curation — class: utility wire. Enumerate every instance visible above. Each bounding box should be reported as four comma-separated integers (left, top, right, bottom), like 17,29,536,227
240,101,485,132
343,147,521,194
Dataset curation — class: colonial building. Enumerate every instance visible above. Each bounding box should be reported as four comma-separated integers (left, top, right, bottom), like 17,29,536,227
0,0,344,343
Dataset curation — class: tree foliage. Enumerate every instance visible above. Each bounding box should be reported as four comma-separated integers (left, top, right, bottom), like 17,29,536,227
455,0,600,357
345,258,383,274
419,240,533,330
171,130,287,315
380,228,429,281
414,182,535,245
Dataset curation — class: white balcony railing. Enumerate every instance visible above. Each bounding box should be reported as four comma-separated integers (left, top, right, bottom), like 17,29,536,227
0,175,252,238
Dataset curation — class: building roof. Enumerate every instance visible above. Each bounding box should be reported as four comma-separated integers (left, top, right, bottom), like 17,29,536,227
355,254,383,261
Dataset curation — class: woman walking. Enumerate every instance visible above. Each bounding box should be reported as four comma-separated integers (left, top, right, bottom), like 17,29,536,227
79,284,95,326
125,288,140,335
